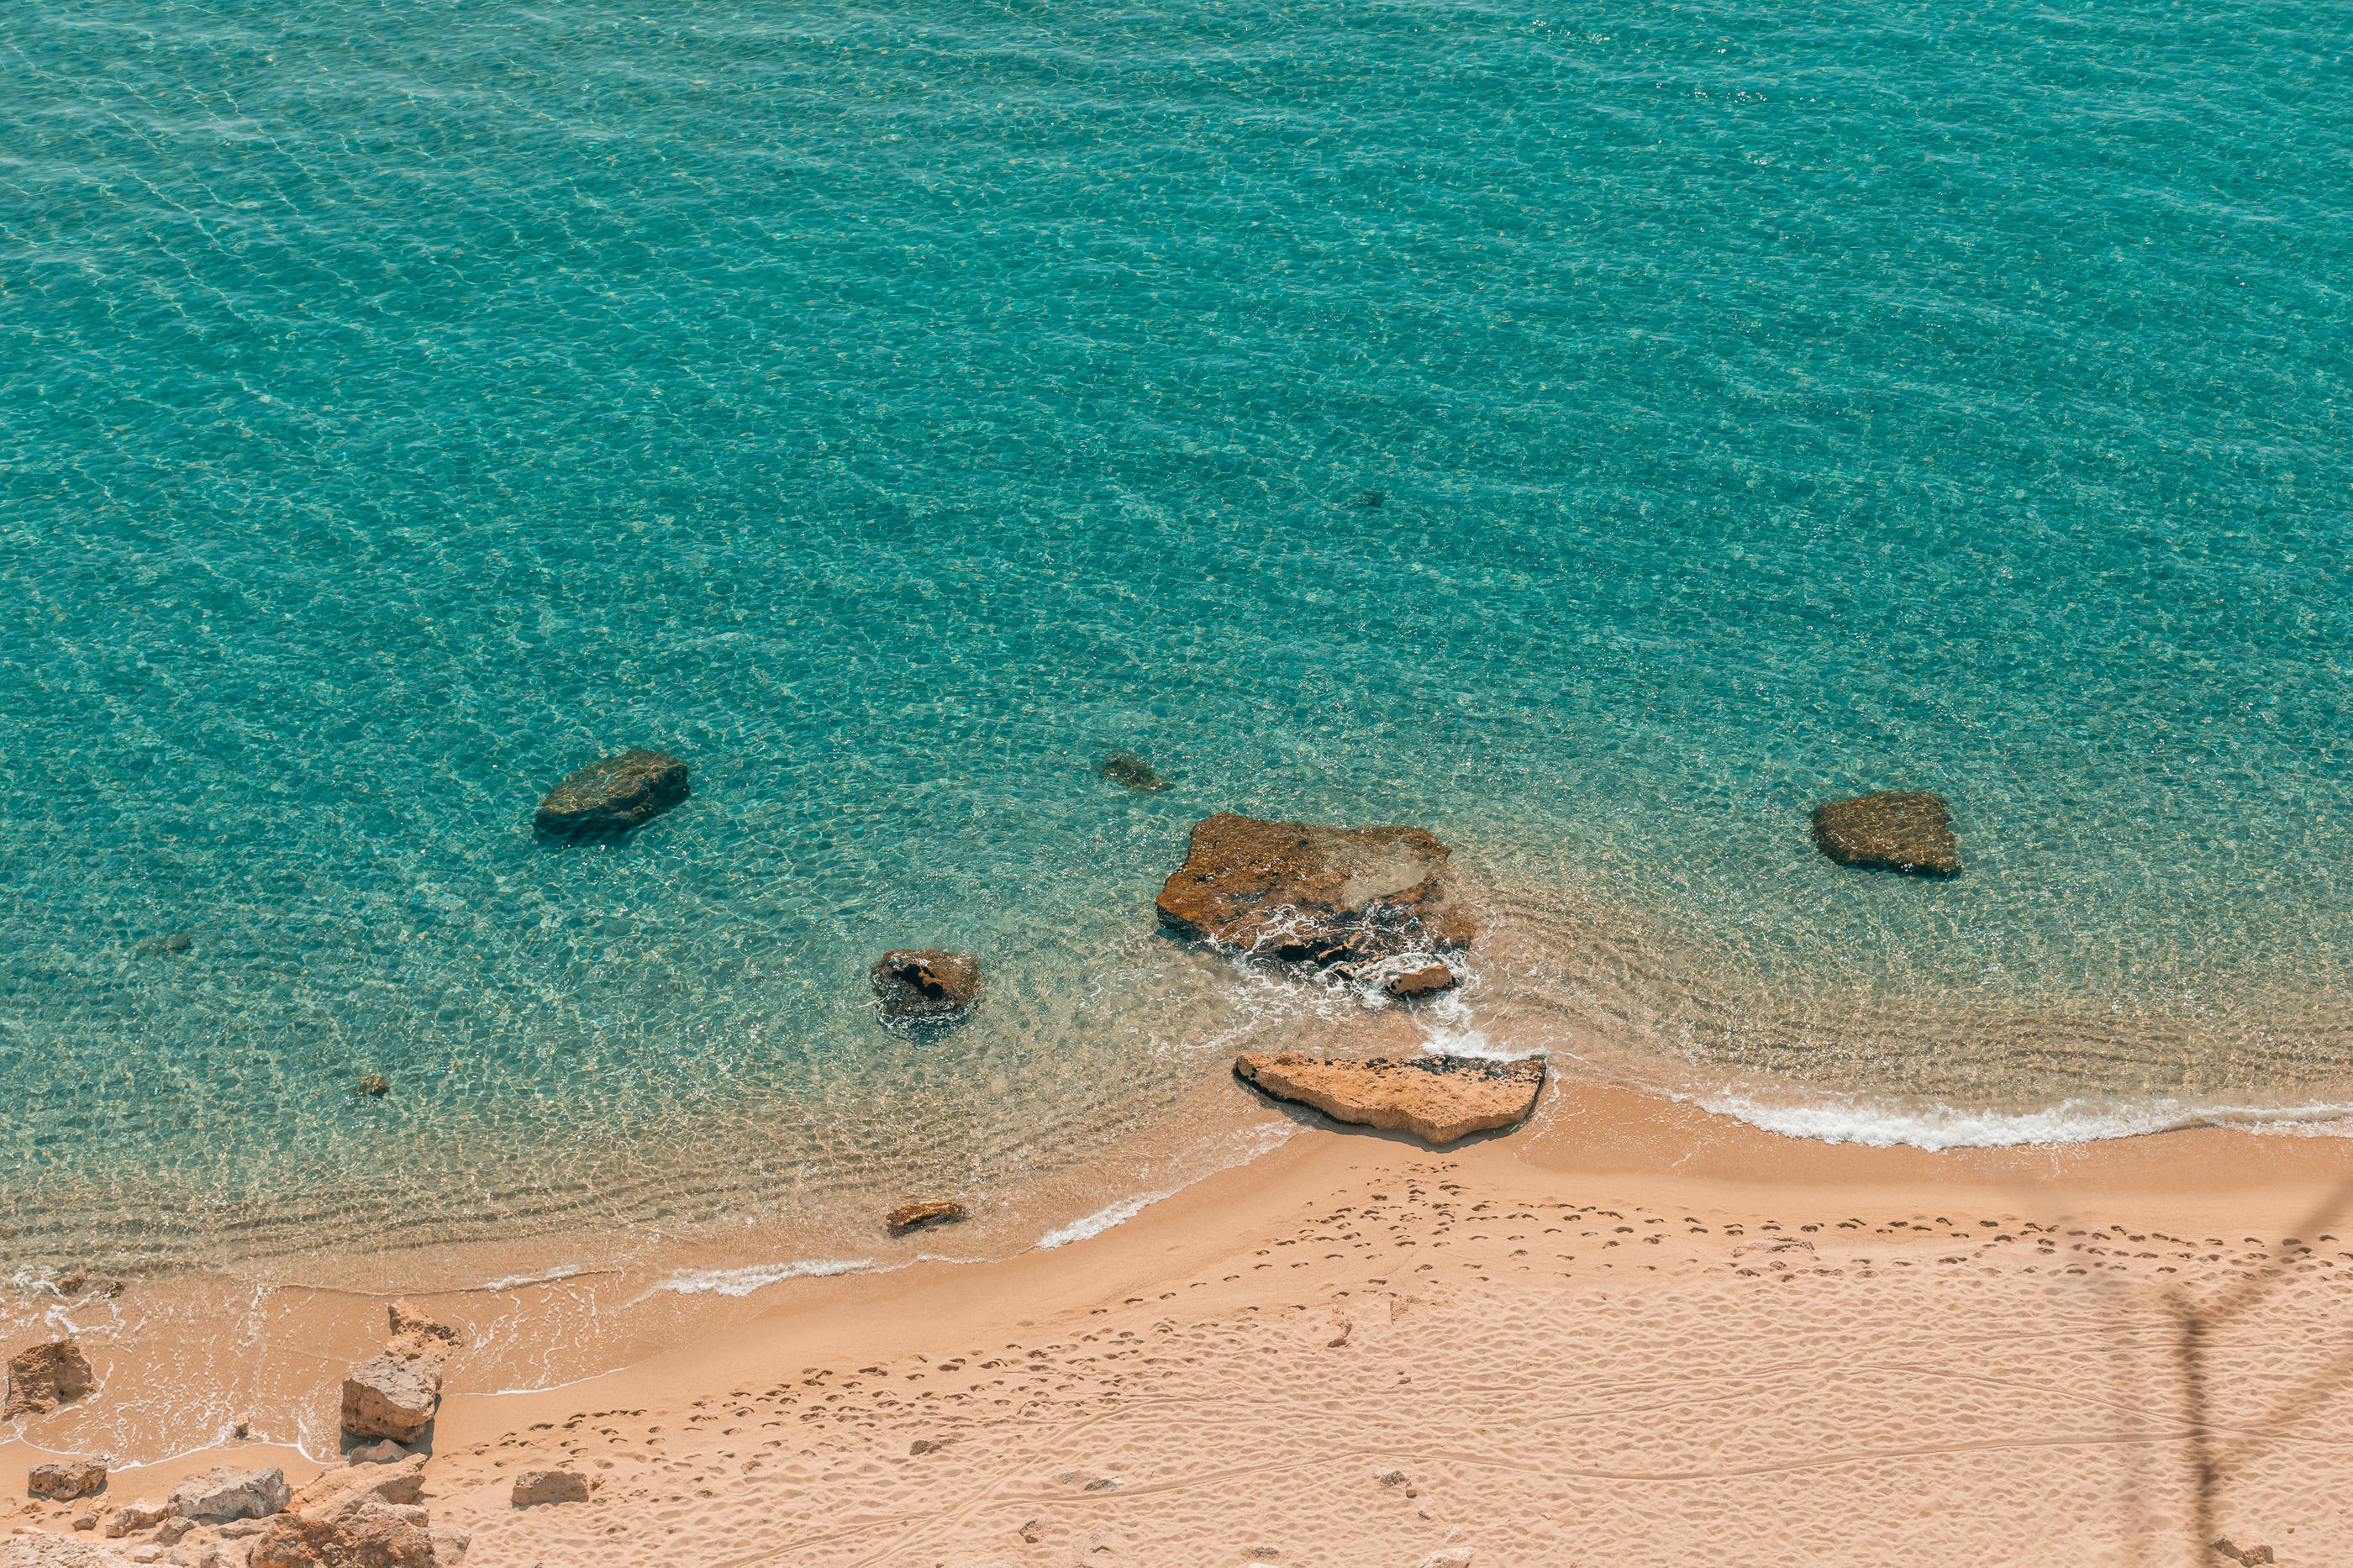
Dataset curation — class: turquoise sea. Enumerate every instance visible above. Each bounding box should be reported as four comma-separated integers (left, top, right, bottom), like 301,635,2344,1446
5,0,2350,1286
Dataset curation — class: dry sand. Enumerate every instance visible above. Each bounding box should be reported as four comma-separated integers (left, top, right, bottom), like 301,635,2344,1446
7,1079,2351,1567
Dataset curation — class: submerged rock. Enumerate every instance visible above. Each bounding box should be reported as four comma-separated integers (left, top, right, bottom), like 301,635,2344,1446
168,1466,290,1525
1096,752,1168,792
1234,1053,1544,1145
886,1200,969,1234
28,1459,107,1502
1156,813,1476,967
356,1073,391,1097
4,1339,95,1419
870,950,982,1022
1384,964,1456,999
533,749,690,839
1810,790,1959,877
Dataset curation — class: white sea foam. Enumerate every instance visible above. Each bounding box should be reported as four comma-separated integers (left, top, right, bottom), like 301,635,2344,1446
1693,1088,2353,1150
629,1257,874,1302
482,1263,584,1292
1037,1122,1296,1250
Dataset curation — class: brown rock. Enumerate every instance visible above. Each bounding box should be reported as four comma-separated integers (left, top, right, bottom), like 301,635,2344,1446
532,749,690,839
28,1460,106,1502
1233,1053,1545,1145
870,950,982,1021
886,1200,968,1234
508,1470,592,1507
249,1497,436,1568
1809,791,1959,877
4,1340,96,1419
1384,964,1455,998
102,1500,166,1538
340,1355,441,1445
167,1466,289,1525
289,1456,425,1519
1155,814,1475,967
385,1302,459,1361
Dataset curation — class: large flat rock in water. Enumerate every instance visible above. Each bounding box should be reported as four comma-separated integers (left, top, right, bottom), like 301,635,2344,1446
1156,813,1476,966
1810,790,1959,876
1234,1052,1543,1145
534,749,690,838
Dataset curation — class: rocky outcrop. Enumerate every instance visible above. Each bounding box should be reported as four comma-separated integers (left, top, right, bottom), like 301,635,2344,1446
101,1501,166,1539
870,950,982,1022
1096,753,1167,792
289,1455,426,1518
1156,814,1476,969
885,1200,968,1234
0,1539,141,1567
340,1303,461,1446
1384,964,1456,999
168,1466,290,1525
249,1496,459,1568
1234,1053,1545,1145
1810,791,1959,877
4,1339,95,1419
533,750,690,839
509,1470,592,1507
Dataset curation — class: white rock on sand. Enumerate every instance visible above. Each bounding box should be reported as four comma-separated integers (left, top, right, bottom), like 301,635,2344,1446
1233,1052,1544,1144
1,1538,139,1567
166,1467,289,1525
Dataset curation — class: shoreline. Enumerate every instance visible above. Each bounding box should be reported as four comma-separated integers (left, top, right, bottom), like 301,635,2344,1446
8,1071,2351,1565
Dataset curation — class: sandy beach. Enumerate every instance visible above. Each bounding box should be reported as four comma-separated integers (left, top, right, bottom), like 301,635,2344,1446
8,1075,2350,1567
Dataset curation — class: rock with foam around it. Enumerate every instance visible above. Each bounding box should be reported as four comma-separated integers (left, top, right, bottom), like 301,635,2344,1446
384,1303,457,1361
4,1340,96,1419
869,950,982,1022
1156,814,1476,968
166,1466,289,1526
532,750,690,839
1809,790,1959,877
248,1497,441,1568
340,1356,441,1445
1234,1053,1544,1146
28,1459,107,1502
1383,963,1456,998
508,1470,592,1507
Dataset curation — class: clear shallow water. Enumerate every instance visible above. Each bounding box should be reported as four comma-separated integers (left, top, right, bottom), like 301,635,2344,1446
3,0,2351,1277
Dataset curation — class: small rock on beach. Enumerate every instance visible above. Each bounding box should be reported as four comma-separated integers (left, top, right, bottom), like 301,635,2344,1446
167,1466,289,1525
1234,1053,1545,1145
533,749,690,839
509,1469,592,1507
3,1340,95,1419
27,1460,106,1502
1809,790,1959,876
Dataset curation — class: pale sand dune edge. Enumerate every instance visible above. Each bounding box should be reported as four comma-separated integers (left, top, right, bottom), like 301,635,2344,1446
6,1081,2350,1567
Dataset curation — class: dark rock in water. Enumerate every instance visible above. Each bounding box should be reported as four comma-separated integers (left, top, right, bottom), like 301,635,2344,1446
1096,752,1167,792
1156,813,1475,967
534,750,690,838
1353,491,1386,509
1811,791,1959,877
871,950,982,1021
1384,964,1457,999
886,1200,969,1233
1234,1053,1543,1145
3,1339,95,1419
356,1073,391,1097
159,933,190,954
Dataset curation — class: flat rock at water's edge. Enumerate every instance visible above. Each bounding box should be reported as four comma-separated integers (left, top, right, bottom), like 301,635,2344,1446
1156,813,1476,966
887,1200,969,1233
1234,1053,1544,1145
871,950,982,1020
4,1339,95,1419
1811,790,1959,876
533,749,690,838
28,1458,107,1501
